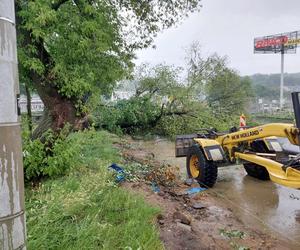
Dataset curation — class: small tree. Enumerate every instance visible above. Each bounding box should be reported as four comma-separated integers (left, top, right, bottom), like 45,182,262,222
185,42,254,116
206,69,254,115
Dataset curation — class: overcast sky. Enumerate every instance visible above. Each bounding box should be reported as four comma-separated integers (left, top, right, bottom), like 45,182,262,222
135,0,300,76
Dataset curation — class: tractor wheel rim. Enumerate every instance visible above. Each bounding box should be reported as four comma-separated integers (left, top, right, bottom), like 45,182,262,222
190,155,200,178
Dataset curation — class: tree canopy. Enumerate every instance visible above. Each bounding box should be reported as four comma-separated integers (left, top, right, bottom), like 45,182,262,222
16,0,202,136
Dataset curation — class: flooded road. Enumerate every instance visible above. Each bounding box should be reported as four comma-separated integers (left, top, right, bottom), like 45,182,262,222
133,138,300,248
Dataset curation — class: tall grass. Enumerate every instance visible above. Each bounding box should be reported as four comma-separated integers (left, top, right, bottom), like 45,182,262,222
25,130,163,250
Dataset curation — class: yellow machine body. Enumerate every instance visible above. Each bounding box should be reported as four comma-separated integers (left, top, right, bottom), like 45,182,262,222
176,92,300,189
217,123,299,188
184,123,300,189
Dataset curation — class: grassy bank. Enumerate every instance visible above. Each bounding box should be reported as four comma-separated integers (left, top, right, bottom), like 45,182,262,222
25,130,163,249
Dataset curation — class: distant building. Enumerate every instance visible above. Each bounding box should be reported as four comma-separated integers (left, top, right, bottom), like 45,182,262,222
111,90,135,101
19,95,44,113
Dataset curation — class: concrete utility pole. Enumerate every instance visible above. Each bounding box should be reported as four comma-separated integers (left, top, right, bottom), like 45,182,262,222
0,0,26,249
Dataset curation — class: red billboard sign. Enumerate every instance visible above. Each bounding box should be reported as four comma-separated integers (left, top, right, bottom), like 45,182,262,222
255,36,288,49
254,31,299,54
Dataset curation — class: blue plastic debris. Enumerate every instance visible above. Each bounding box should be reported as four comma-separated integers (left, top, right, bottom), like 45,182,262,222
186,187,207,195
108,163,125,183
109,163,124,172
151,182,160,193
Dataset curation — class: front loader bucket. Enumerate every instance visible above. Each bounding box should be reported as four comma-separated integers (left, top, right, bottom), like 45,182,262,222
236,152,300,189
270,167,300,189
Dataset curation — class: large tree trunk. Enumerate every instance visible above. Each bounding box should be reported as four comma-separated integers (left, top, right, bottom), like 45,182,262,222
31,82,85,139
25,84,32,135
27,39,86,139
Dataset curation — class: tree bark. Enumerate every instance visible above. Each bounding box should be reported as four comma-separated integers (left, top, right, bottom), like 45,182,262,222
29,42,85,138
25,84,32,135
31,108,52,140
29,39,86,138
31,81,85,139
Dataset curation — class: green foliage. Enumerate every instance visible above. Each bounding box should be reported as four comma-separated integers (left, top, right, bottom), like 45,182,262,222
94,96,161,134
156,106,237,138
25,130,163,249
115,97,159,129
94,63,195,135
123,162,151,182
23,139,46,179
43,133,78,177
68,129,120,167
219,228,249,250
134,63,184,97
206,70,254,116
184,42,254,117
23,127,80,180
219,228,246,239
16,0,201,113
186,42,228,95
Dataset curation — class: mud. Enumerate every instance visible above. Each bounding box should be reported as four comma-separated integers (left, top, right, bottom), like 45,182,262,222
119,137,300,249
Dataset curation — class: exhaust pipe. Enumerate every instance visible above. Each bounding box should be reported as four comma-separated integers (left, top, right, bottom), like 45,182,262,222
292,92,300,129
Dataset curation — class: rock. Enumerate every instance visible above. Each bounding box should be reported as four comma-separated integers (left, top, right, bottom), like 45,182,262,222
192,202,206,209
186,207,193,213
176,222,192,231
173,211,191,225
157,214,165,225
158,191,165,197
290,194,300,200
158,219,165,225
185,178,194,186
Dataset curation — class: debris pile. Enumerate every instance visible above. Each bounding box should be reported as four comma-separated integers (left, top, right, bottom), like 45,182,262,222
145,164,180,187
116,141,181,187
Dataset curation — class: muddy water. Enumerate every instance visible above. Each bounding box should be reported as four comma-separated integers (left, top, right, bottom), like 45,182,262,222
134,138,300,247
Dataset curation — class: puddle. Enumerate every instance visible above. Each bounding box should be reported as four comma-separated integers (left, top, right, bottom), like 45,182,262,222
134,138,300,248
214,167,300,246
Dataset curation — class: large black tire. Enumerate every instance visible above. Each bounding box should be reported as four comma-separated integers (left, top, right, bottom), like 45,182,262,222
186,144,218,188
243,163,270,180
243,140,270,180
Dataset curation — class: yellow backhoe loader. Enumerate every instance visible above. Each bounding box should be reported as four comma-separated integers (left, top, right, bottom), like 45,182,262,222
175,92,300,189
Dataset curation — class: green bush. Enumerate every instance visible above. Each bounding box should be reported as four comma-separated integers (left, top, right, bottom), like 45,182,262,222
94,96,161,134
23,139,47,179
23,127,80,180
